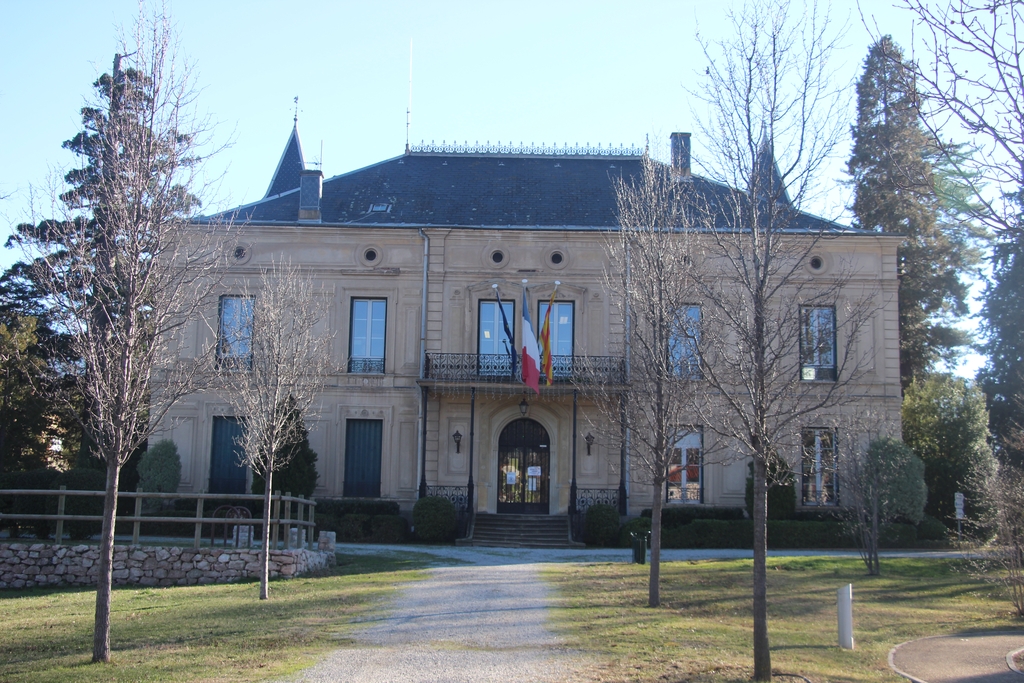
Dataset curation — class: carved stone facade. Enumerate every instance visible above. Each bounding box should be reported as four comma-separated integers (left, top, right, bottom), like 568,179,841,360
156,126,902,516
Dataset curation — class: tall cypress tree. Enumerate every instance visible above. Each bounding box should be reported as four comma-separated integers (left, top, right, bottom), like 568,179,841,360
848,37,976,389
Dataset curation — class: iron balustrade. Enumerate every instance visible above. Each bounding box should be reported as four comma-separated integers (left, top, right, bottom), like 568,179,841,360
424,354,626,385
570,488,621,542
347,357,385,374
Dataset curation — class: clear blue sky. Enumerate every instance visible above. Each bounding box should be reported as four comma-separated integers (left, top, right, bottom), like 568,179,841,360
0,0,982,375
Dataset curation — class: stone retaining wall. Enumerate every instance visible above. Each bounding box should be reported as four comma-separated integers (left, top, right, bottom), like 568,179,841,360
0,543,336,589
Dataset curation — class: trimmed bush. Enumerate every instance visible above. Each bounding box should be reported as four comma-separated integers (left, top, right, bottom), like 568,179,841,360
746,464,797,520
584,504,620,546
50,468,107,540
641,506,746,528
917,515,948,542
879,523,918,548
337,513,371,542
138,439,181,494
413,496,457,542
315,499,401,518
769,520,852,548
619,516,652,548
370,515,408,543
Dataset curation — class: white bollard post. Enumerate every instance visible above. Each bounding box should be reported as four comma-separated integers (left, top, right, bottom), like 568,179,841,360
837,583,854,650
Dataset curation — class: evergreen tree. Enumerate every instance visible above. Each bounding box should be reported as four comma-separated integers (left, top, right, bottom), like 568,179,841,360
848,37,977,388
902,373,996,527
979,236,1024,466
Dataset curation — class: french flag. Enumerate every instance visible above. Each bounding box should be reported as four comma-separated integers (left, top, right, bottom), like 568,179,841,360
521,283,541,394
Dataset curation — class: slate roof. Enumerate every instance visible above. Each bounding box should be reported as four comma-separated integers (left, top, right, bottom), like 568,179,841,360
210,131,856,234
263,123,305,198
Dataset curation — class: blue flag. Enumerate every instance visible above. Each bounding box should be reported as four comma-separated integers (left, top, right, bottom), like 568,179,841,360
494,287,518,378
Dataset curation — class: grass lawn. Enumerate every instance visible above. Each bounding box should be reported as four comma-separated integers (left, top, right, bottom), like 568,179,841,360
544,556,1024,683
0,551,438,683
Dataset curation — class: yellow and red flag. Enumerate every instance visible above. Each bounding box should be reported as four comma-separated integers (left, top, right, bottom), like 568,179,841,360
539,285,558,385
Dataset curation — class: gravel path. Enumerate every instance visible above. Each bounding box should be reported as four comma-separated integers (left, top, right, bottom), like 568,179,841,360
283,560,583,683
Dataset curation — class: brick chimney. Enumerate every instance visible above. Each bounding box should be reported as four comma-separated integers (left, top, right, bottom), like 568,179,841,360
298,168,323,221
670,132,691,179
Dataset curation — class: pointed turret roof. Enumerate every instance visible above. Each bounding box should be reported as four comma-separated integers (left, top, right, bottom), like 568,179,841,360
753,138,791,206
264,121,306,198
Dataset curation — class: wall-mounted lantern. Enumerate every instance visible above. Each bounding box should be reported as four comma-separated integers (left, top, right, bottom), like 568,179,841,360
519,398,529,416
584,432,595,455
452,430,462,453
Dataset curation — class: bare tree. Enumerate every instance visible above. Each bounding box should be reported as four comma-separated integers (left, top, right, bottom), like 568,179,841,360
11,13,225,663
983,464,1024,617
687,2,880,678
897,0,1024,237
214,261,332,600
611,153,703,607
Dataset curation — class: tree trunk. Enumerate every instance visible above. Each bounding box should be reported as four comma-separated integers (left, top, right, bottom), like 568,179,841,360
260,470,273,600
752,456,771,681
649,482,663,607
92,455,121,663
870,487,880,576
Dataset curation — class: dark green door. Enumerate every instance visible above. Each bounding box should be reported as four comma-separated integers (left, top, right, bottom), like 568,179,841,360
496,418,550,514
210,416,247,494
345,419,382,498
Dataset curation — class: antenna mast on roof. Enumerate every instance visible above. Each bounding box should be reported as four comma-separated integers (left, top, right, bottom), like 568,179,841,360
406,40,413,154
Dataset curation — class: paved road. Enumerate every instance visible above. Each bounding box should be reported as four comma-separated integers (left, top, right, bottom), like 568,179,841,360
282,561,582,683
890,633,1024,683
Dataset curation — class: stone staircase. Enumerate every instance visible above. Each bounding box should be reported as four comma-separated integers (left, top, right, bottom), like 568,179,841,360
458,513,584,548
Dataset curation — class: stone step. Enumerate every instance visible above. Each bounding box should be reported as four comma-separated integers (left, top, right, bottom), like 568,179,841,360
458,514,584,549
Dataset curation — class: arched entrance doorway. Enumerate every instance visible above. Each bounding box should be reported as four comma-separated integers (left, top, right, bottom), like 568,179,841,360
497,418,550,514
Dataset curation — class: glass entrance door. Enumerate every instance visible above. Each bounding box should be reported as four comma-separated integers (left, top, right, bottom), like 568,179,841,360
496,418,550,514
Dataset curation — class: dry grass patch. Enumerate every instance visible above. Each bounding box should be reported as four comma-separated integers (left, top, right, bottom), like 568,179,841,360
0,551,436,683
544,556,1023,683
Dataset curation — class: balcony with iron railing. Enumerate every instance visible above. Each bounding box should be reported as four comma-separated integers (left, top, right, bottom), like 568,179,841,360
423,354,626,386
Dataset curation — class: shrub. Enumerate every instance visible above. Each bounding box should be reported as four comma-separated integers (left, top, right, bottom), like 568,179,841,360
252,404,319,499
337,513,371,542
745,462,796,520
370,515,408,543
584,504,620,546
5,468,60,538
412,496,457,542
917,515,949,542
879,523,918,548
619,516,652,548
315,499,401,518
641,506,746,528
138,439,181,494
50,468,107,540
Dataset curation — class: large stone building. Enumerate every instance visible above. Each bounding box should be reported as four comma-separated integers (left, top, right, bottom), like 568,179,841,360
157,124,902,524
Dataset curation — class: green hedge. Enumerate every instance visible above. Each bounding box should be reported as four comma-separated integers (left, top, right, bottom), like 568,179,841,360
641,506,745,528
50,469,107,540
584,504,620,546
2,469,60,538
314,499,400,518
412,496,457,542
649,519,922,550
619,516,652,548
314,513,409,543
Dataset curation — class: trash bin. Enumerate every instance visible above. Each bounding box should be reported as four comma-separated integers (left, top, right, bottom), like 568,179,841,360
630,531,649,564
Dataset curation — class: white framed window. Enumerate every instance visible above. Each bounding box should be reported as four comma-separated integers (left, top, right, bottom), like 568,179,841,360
478,300,515,377
667,428,703,504
800,306,836,381
218,295,254,368
349,299,386,373
801,427,837,505
669,305,701,379
538,300,574,378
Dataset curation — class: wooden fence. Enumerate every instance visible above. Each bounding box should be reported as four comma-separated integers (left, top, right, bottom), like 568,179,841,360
0,488,316,550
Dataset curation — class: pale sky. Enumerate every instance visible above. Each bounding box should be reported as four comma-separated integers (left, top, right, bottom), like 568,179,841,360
0,0,983,376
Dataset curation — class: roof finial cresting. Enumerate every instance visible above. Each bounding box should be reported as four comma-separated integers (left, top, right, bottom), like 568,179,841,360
294,96,299,124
